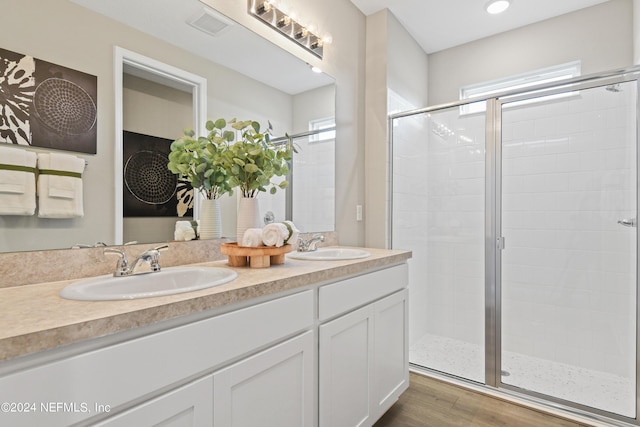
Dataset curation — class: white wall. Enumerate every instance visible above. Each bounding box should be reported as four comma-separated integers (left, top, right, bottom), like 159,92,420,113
292,85,336,134
428,0,633,105
363,10,432,353
365,9,429,249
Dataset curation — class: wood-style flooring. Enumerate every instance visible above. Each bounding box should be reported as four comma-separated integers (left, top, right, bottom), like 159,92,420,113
374,372,594,427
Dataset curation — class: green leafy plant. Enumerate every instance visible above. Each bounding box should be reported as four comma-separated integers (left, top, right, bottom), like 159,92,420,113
167,127,234,200
213,118,293,198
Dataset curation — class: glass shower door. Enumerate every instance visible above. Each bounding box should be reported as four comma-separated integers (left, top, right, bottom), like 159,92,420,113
499,81,637,417
394,103,487,383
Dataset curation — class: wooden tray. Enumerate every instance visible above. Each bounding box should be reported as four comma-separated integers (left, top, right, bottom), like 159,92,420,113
220,243,292,268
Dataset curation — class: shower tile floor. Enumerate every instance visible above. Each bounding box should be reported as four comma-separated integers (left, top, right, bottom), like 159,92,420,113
410,333,635,418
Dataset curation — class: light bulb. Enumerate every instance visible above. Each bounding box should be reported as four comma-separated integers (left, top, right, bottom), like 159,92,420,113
295,27,309,39
277,15,291,28
310,38,323,50
257,1,272,15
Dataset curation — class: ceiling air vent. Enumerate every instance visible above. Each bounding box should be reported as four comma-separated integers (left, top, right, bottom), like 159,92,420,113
188,7,233,37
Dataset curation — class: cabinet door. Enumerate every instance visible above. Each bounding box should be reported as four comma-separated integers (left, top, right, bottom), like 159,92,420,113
95,375,213,427
319,305,374,427
372,289,409,419
213,331,314,427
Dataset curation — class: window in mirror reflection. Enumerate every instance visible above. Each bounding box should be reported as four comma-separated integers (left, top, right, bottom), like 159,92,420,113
309,117,336,142
291,117,335,232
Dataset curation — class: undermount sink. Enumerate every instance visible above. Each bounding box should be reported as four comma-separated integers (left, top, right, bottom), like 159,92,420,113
60,266,238,301
287,248,371,261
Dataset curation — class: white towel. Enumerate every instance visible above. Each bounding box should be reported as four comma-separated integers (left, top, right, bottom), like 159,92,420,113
262,223,285,247
174,220,197,241
241,228,264,247
0,146,37,215
37,152,85,218
282,220,299,245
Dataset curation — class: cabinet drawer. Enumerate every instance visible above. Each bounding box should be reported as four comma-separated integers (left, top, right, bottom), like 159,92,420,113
318,264,408,321
94,375,214,426
0,290,314,427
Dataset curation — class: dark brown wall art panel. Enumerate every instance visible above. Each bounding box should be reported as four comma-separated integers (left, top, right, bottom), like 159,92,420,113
123,131,193,218
0,48,97,154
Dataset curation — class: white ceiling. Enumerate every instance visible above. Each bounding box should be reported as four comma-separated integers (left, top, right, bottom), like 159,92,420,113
348,0,610,53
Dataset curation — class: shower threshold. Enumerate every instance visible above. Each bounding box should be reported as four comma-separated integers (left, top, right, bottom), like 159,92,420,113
410,333,634,418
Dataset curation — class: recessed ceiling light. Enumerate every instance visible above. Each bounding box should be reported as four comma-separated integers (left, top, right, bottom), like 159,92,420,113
485,0,510,14
311,66,322,73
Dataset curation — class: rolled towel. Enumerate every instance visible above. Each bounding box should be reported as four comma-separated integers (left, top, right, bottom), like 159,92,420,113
174,220,197,241
262,223,286,247
282,221,299,245
241,228,264,247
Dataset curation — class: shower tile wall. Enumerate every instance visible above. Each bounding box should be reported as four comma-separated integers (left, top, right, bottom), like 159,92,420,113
423,110,486,349
501,85,637,378
390,90,432,344
393,104,486,369
392,113,430,344
292,137,335,232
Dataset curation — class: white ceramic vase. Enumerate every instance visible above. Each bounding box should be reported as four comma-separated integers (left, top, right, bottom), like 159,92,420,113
236,197,261,243
199,198,222,240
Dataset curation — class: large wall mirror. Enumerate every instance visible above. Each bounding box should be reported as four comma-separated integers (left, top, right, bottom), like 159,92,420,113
0,0,335,253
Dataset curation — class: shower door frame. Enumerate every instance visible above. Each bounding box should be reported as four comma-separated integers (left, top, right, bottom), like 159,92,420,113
490,71,640,424
389,66,640,426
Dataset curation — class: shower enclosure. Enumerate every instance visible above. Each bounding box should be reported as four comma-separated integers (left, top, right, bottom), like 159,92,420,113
390,68,639,424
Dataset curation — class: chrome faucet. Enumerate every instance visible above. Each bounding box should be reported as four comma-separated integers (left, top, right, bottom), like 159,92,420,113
297,234,325,252
131,245,169,274
104,245,169,277
72,242,107,249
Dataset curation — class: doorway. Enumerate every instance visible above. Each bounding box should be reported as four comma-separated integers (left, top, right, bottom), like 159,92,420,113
113,47,207,244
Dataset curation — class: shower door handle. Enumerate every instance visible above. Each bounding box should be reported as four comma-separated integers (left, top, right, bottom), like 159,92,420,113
618,218,637,227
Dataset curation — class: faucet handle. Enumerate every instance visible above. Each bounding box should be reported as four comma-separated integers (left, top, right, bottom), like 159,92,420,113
146,244,169,272
104,248,130,276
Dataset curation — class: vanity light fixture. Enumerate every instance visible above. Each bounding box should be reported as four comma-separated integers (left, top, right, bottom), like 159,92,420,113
248,0,327,59
485,0,510,14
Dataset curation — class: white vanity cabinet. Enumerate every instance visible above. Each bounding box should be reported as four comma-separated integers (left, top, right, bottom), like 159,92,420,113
98,331,315,427
0,290,314,427
318,264,409,427
0,258,410,427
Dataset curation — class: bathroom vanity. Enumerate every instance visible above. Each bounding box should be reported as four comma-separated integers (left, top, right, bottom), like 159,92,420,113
0,247,410,427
